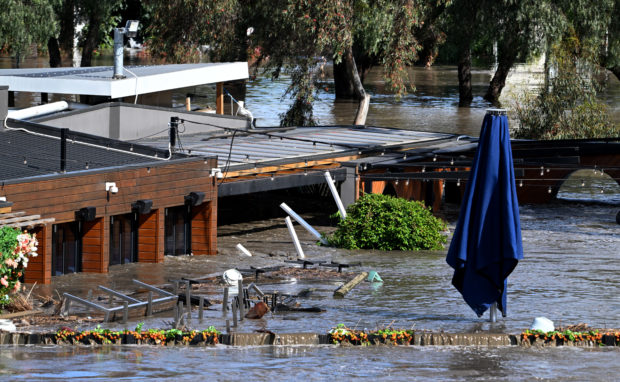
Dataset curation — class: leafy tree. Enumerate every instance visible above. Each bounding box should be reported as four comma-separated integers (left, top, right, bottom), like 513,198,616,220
512,30,619,140
143,0,448,126
0,0,59,67
77,0,124,67
441,0,554,107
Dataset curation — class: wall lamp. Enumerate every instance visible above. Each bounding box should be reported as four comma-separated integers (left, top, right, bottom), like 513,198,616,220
105,182,119,194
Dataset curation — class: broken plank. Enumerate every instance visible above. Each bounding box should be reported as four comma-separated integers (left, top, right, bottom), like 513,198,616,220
333,272,368,298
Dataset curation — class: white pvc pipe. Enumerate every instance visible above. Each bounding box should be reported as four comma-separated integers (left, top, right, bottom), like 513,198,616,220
7,101,70,120
285,216,305,259
236,243,253,257
280,202,328,245
324,171,347,219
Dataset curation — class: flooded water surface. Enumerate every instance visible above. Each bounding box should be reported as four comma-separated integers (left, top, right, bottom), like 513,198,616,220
1,55,619,380
2,345,619,381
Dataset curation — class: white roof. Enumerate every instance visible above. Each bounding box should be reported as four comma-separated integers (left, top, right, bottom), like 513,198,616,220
0,62,249,98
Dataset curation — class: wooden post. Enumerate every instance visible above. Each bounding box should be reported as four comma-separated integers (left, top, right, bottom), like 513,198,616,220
216,82,224,115
173,303,179,327
185,95,191,111
176,301,184,328
237,279,245,319
231,298,238,327
333,272,369,298
271,292,278,312
222,287,229,312
173,281,179,295
198,296,204,321
244,288,250,309
185,280,191,320
122,301,128,324
146,291,153,316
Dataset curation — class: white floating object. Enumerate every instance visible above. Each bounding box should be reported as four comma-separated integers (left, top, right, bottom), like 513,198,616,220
0,319,16,332
280,202,328,244
530,317,554,332
222,269,243,286
324,171,347,219
285,216,305,259
236,243,253,257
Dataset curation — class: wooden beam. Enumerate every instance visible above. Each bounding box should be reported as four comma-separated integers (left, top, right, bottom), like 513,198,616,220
223,155,360,178
0,215,41,225
216,82,224,115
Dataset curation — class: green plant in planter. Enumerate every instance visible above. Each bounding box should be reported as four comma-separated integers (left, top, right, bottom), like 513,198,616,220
328,193,447,250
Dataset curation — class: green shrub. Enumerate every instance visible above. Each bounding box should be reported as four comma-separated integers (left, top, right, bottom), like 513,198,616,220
328,193,447,251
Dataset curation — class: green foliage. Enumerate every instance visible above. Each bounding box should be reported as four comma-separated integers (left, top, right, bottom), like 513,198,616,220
513,30,619,140
0,0,59,63
328,193,447,251
143,0,448,124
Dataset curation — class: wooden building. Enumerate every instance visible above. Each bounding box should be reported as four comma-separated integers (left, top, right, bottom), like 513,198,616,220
1,92,217,284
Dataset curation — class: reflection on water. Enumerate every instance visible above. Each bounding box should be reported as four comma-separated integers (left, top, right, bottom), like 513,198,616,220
1,345,619,381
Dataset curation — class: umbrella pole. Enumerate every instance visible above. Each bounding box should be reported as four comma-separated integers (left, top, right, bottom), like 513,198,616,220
489,302,497,322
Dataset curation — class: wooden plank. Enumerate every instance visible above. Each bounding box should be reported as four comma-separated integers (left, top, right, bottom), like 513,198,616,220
224,157,354,178
334,272,369,298
0,211,26,218
0,215,41,224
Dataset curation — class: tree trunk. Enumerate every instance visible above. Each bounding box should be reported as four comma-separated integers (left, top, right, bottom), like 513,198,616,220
80,14,102,67
48,38,62,67
457,47,473,107
333,46,366,100
484,51,516,106
609,66,620,82
58,0,75,56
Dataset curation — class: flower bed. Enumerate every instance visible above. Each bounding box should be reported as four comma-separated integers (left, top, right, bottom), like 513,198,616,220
329,324,415,346
520,329,620,346
0,227,38,308
53,326,221,346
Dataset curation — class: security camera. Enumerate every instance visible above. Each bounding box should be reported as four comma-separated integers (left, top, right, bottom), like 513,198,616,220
110,186,119,194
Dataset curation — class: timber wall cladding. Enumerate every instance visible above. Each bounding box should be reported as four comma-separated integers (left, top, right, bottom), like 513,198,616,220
137,209,163,263
24,224,52,284
191,200,217,255
82,217,106,273
1,159,217,223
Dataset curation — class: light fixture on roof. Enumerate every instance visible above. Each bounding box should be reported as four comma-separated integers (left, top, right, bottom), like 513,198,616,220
113,20,140,79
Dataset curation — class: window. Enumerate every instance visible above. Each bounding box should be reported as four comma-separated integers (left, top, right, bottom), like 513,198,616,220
52,222,82,276
164,205,191,256
109,213,138,266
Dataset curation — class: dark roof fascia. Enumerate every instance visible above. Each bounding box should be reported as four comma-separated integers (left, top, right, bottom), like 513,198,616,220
0,156,212,186
5,118,177,158
33,101,249,123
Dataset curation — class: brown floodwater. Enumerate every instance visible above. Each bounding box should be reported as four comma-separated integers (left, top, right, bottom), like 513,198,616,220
1,54,619,381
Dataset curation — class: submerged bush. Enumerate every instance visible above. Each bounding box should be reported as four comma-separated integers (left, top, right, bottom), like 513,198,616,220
328,193,447,251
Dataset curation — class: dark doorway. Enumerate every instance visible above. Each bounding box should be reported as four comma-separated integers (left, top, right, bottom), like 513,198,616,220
165,205,191,256
52,222,82,276
109,213,138,266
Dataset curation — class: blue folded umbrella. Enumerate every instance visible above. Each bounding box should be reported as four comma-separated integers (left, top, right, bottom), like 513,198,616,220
446,112,523,317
